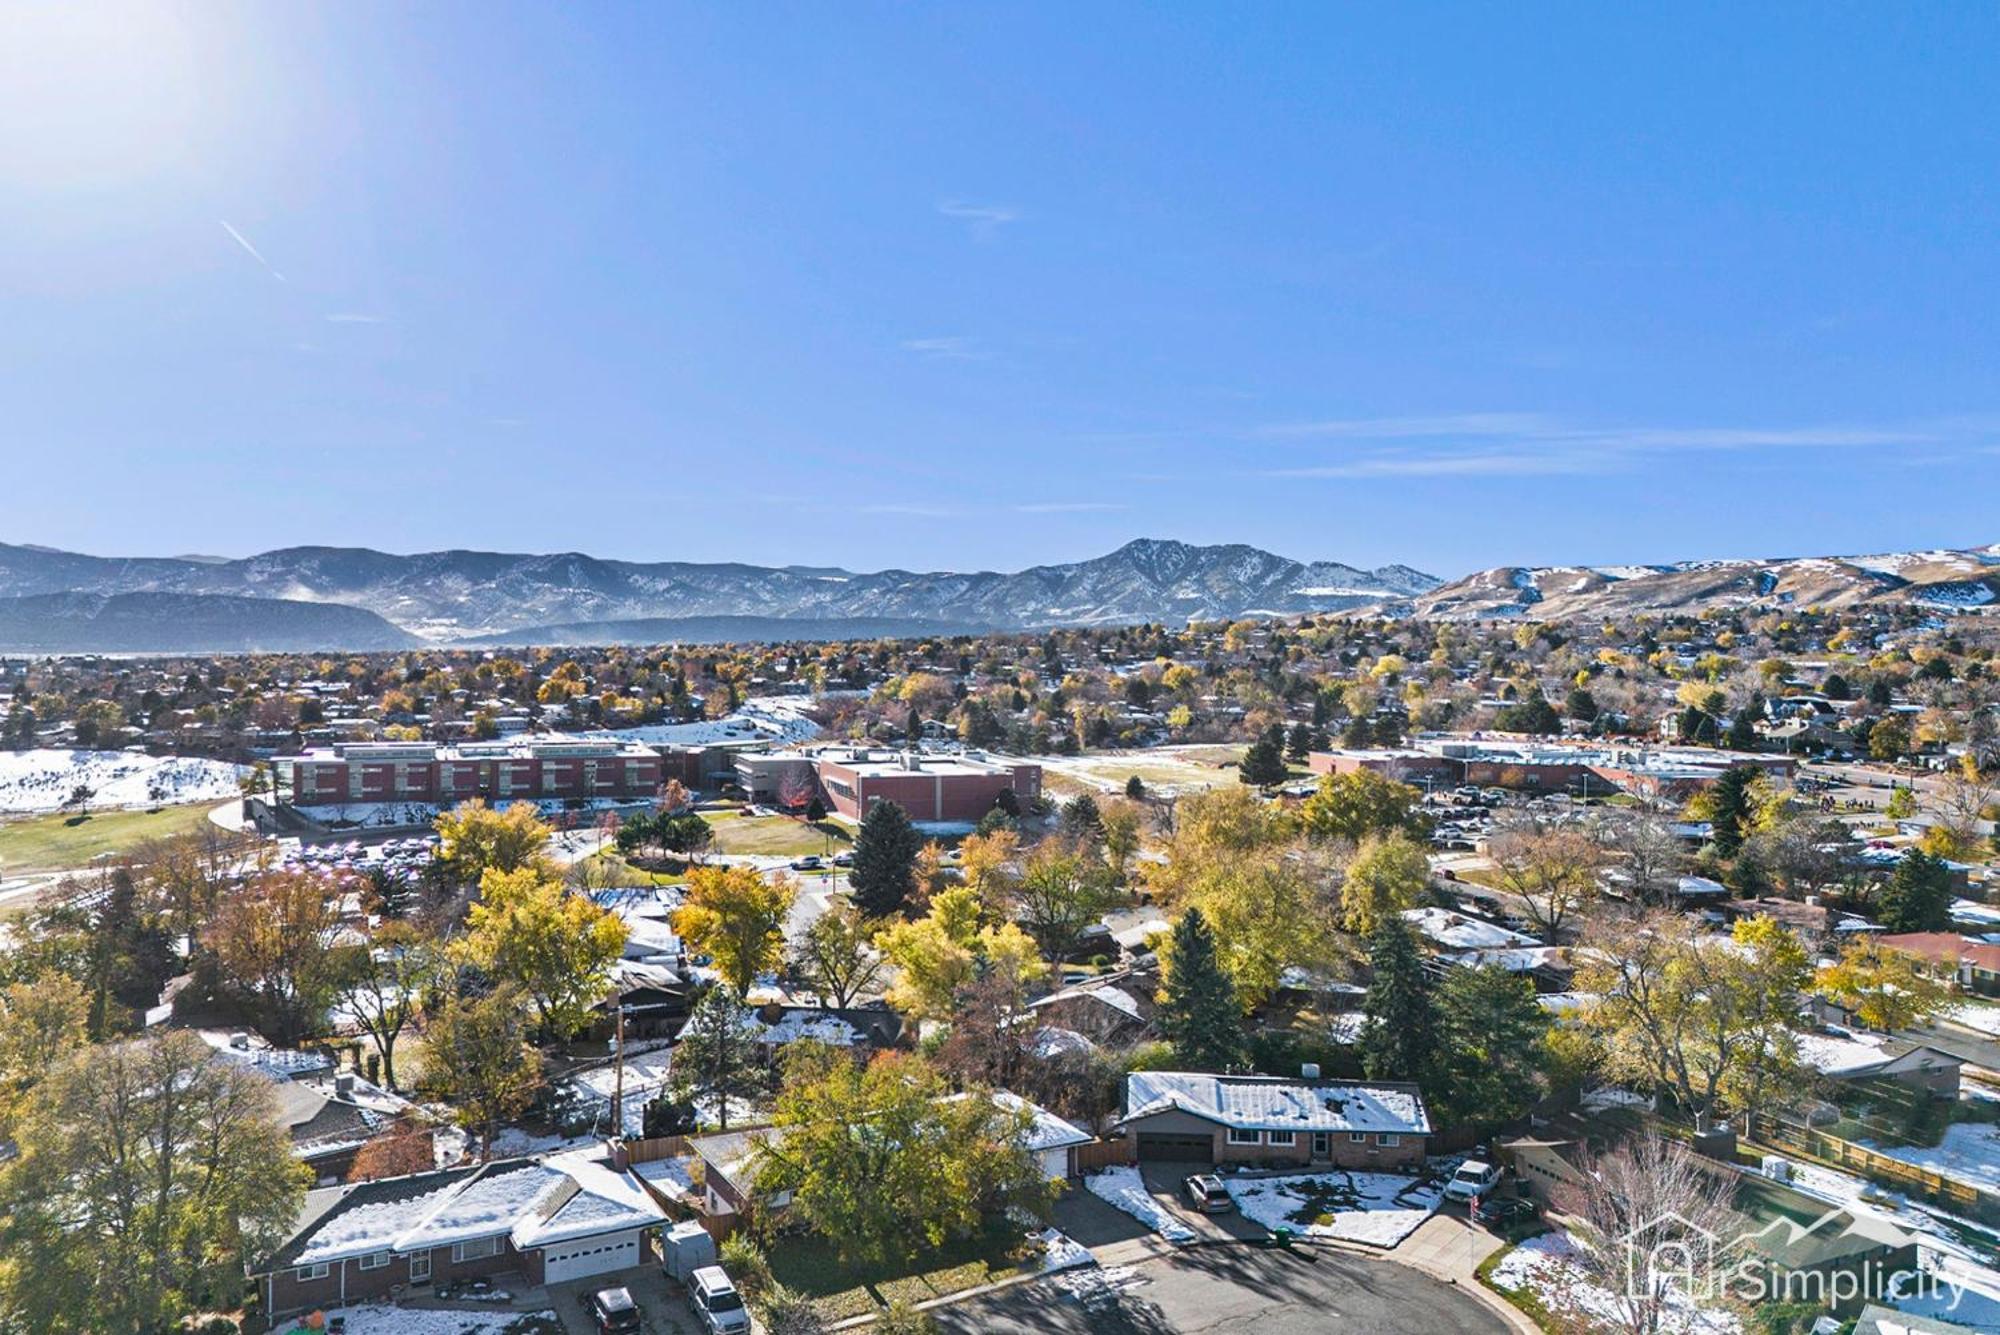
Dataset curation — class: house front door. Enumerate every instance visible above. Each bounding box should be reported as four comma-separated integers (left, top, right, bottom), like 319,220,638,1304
1312,1132,1330,1159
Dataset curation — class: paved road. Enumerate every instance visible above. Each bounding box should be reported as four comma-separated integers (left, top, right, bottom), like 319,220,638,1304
934,1245,1508,1335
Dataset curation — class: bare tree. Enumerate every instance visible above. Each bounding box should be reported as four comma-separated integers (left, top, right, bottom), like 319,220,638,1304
1488,816,1604,937
1608,814,1685,908
1551,1134,1742,1335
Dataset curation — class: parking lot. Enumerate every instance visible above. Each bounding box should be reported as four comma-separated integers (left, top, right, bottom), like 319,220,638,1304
546,1266,699,1335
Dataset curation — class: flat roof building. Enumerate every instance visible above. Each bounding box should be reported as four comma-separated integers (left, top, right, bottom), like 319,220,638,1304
812,748,1040,824
276,738,663,808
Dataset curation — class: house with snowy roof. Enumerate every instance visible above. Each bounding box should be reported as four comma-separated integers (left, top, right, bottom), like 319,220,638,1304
250,1145,666,1322
1113,1071,1431,1171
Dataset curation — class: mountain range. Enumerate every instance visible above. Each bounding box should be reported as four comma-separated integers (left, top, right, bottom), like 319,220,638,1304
1401,545,2000,619
1,537,1993,653
0,539,1438,650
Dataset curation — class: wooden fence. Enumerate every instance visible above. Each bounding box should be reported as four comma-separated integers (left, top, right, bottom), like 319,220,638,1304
1747,1111,2000,1223
1073,1137,1137,1172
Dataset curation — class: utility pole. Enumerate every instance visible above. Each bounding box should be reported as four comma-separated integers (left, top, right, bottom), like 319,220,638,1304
610,1003,626,1138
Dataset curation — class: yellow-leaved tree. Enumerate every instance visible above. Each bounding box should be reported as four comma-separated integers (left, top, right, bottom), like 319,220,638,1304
456,866,627,1038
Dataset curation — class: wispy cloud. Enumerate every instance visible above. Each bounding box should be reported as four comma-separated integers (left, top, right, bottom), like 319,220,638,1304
324,312,386,324
1256,412,1981,481
900,335,983,361
1015,501,1128,513
860,503,958,518
937,200,1022,238
219,220,286,283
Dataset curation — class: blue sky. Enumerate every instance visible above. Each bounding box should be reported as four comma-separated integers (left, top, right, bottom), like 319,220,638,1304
3,2,1997,580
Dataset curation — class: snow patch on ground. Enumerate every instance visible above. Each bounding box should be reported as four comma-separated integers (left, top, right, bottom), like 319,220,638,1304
1224,1166,1449,1247
1945,1001,2000,1038
1084,1166,1196,1244
0,748,245,813
1870,1122,2000,1194
1489,1230,1739,1335
1036,1226,1096,1272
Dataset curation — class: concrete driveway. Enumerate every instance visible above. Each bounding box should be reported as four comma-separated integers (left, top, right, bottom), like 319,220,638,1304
545,1264,700,1335
934,1243,1508,1334
1136,1162,1267,1242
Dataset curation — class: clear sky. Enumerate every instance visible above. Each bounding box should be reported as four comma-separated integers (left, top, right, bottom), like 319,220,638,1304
4,2,1997,580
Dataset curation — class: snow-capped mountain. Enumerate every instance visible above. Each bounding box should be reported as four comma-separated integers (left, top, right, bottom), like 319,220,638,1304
0,539,1440,643
1405,544,2000,620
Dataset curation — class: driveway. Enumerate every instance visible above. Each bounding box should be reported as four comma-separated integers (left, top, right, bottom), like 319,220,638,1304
1137,1162,1267,1242
546,1264,699,1335
934,1244,1508,1334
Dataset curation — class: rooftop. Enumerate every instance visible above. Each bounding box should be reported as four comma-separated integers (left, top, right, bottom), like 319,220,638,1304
1122,1071,1431,1136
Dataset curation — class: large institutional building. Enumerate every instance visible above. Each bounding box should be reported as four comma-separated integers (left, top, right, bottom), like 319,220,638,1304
1308,737,1795,800
736,747,1042,823
277,739,664,807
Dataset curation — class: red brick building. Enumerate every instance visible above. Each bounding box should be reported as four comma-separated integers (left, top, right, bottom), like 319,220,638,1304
811,748,1041,823
277,739,663,807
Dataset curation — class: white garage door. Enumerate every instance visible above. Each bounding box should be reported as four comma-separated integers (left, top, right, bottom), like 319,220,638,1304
542,1230,642,1284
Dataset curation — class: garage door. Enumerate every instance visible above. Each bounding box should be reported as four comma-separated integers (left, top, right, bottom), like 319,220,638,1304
1137,1133,1213,1163
542,1230,641,1284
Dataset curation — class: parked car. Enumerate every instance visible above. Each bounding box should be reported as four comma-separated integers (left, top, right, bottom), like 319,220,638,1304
689,1265,753,1334
1470,1195,1539,1228
582,1286,643,1335
1443,1159,1505,1202
832,852,854,868
791,855,823,870
1182,1173,1234,1213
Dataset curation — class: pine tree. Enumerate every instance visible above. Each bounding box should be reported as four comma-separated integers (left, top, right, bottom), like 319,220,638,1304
1878,848,1953,934
1239,739,1288,791
849,799,922,918
1706,765,1758,857
1285,722,1316,762
1157,908,1245,1071
670,982,765,1131
1359,919,1440,1085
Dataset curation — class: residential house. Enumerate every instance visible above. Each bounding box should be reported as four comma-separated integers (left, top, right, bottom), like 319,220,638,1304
1876,933,2000,998
251,1146,666,1324
1114,1071,1431,1170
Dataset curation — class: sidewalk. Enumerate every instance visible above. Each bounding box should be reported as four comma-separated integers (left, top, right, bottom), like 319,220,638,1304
1390,1214,1541,1335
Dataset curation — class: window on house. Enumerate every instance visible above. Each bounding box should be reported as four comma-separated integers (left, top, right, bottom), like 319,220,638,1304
1265,1130,1296,1146
1225,1127,1260,1146
358,1252,390,1271
1376,1133,1400,1147
1349,1132,1367,1143
452,1237,503,1263
295,1263,330,1281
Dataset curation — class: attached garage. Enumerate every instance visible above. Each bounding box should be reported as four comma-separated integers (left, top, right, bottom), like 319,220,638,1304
539,1229,643,1284
1136,1132,1214,1163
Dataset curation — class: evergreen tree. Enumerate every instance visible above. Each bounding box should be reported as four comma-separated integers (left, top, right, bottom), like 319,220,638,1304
1359,919,1439,1085
1878,848,1953,934
805,793,827,823
1494,693,1562,735
1059,793,1105,841
1285,722,1316,762
1726,706,1761,752
670,982,765,1131
1341,715,1374,748
1435,964,1550,1129
1238,739,1289,791
1706,765,1758,857
1564,686,1600,723
849,799,922,918
1124,774,1146,801
1156,908,1245,1070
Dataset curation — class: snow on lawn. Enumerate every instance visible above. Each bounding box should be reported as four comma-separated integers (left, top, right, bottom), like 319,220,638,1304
1084,1166,1196,1244
1225,1165,1452,1248
1488,1230,1739,1335
0,749,245,813
1944,1001,2000,1039
1871,1122,2000,1195
303,1306,556,1334
1036,1226,1096,1273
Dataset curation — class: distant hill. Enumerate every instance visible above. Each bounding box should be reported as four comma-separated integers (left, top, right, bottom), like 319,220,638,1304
0,592,415,653
465,614,988,647
0,538,1440,641
1400,545,2000,619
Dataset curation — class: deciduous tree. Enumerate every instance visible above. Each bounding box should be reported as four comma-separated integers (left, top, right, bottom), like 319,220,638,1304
417,984,545,1158
205,869,342,1046
456,866,627,1039
675,865,796,995
435,799,556,883
790,903,885,1009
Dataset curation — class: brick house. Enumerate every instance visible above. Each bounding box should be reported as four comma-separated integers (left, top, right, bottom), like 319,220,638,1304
250,1148,664,1326
1113,1072,1430,1170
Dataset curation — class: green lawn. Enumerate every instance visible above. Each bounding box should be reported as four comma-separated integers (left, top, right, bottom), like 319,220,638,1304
0,803,218,873
766,1227,1033,1321
704,811,853,858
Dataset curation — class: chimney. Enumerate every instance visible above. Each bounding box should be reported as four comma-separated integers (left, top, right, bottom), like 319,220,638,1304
334,1072,356,1097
